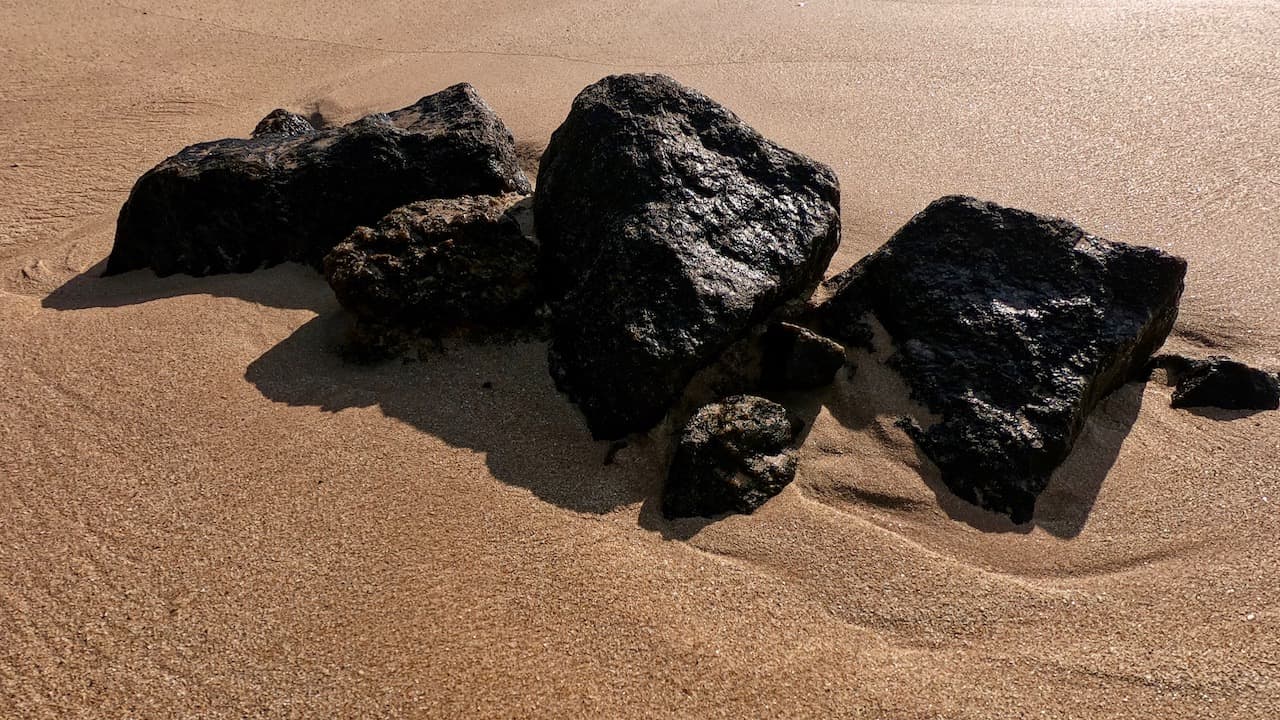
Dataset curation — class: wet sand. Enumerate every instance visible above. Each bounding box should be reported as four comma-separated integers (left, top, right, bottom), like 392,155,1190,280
2,1,1278,717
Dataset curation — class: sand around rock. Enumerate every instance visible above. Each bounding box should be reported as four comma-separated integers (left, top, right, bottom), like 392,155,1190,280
2,1,1278,718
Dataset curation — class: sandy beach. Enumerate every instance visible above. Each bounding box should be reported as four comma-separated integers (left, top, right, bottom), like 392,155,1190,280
2,1,1278,717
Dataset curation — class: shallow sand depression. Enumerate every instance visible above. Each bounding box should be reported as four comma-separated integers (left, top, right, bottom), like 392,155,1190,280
2,1,1278,718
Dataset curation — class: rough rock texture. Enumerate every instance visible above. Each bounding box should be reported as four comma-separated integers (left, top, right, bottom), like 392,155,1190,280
817,196,1187,522
663,395,802,518
323,193,537,351
760,322,847,391
107,83,531,277
251,109,315,138
1153,354,1280,411
536,73,841,440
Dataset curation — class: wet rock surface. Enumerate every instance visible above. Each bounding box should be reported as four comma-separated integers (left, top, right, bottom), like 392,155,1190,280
663,395,802,518
817,195,1187,522
759,322,847,391
1154,354,1280,411
107,83,530,277
323,193,538,355
251,109,315,138
536,73,841,440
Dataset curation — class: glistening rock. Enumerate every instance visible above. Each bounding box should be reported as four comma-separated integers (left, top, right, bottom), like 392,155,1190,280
323,193,538,355
107,84,530,277
817,196,1186,522
663,395,802,518
536,73,841,440
251,109,315,138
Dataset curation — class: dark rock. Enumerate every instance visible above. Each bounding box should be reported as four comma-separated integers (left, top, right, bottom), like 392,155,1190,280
251,109,315,138
663,395,802,518
760,322,847,391
1154,354,1280,411
817,196,1187,522
536,73,841,440
323,193,538,351
107,83,531,277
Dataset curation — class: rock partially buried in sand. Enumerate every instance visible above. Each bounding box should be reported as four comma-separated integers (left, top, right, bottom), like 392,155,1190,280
1154,354,1280,411
251,109,315,138
107,83,531,277
817,195,1187,523
536,73,841,440
760,322,847,391
663,395,802,518
323,193,538,355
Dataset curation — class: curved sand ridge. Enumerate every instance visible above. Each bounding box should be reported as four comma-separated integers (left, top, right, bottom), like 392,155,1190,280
2,1,1278,718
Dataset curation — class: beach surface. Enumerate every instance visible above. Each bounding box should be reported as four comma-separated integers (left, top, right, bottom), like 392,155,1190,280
2,1,1278,717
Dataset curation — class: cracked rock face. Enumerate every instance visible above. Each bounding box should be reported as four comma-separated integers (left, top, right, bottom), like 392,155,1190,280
323,193,538,355
1155,355,1280,411
817,195,1187,522
107,83,531,277
759,322,847,391
251,109,315,138
535,73,841,440
663,395,802,518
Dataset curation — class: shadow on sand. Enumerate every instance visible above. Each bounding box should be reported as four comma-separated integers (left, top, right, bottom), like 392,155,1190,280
244,310,669,517
41,261,327,311
822,360,1145,540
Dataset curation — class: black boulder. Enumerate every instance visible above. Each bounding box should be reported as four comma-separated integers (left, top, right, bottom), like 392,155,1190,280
817,196,1187,522
1154,355,1280,411
536,74,841,440
324,193,538,354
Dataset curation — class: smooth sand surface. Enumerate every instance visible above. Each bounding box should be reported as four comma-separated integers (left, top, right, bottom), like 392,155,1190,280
2,1,1278,717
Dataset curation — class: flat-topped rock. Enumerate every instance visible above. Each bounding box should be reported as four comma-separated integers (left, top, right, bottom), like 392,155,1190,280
536,73,841,440
107,83,530,277
1153,354,1280,411
818,196,1187,522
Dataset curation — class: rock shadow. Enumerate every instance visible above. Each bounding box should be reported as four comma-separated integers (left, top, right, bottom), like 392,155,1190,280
42,260,328,311
824,346,1145,539
244,310,666,515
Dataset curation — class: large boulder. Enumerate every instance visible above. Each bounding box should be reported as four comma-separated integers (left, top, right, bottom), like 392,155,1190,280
817,196,1187,522
663,395,802,518
323,193,538,353
536,73,841,440
106,83,531,277
1154,354,1280,411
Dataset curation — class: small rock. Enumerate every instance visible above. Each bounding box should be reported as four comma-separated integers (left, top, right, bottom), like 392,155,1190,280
108,83,530,277
663,395,802,518
537,73,841,440
324,193,538,351
1154,354,1280,411
817,196,1187,522
251,109,315,138
759,322,846,391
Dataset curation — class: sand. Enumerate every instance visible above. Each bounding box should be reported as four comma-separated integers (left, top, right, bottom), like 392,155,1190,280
2,1,1278,717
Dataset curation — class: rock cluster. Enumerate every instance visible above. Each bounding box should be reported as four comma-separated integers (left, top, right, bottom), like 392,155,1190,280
106,83,530,277
107,74,1218,524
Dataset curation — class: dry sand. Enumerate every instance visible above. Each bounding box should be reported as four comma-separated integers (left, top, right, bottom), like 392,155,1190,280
2,1,1278,717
